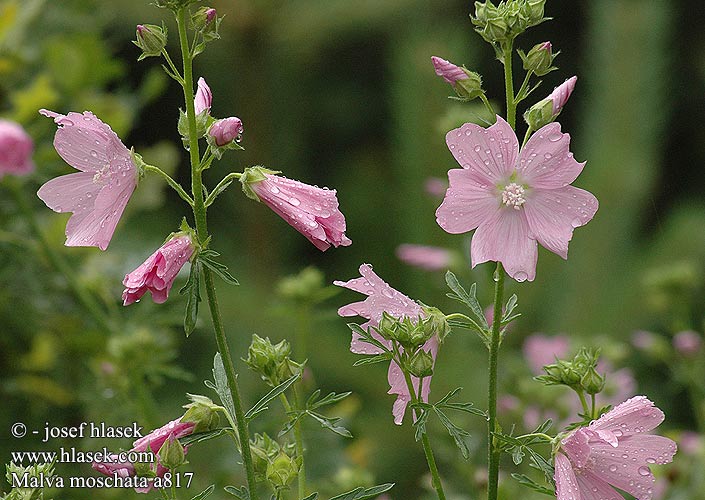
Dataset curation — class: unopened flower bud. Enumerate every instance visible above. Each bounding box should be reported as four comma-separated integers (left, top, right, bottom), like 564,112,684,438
192,6,217,31
378,311,400,341
181,394,220,433
521,41,556,76
194,77,212,115
245,334,302,387
266,451,299,489
421,306,451,343
484,17,508,42
581,367,606,395
526,0,546,25
392,316,432,349
208,117,243,147
408,349,434,378
159,434,186,470
523,76,577,130
431,56,484,100
134,24,167,60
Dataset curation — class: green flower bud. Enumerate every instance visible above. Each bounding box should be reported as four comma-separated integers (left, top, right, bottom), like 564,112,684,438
393,316,432,349
245,334,303,387
520,41,556,76
454,70,485,100
377,311,400,341
581,367,606,395
159,434,186,470
249,433,282,478
408,350,434,378
134,24,167,60
526,0,546,25
266,451,299,489
181,394,221,433
484,16,508,42
191,7,217,32
421,306,451,343
523,98,553,131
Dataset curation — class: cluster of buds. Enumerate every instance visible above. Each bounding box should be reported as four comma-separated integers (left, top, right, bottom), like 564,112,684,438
250,433,301,491
245,335,304,387
535,347,606,395
471,0,547,44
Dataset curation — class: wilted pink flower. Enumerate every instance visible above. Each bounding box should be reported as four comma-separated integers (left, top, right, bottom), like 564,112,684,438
554,396,677,500
0,119,34,178
93,418,196,494
242,166,351,251
673,330,701,356
335,264,437,424
208,117,243,146
548,76,577,115
436,115,598,281
523,334,570,375
122,234,194,305
431,56,469,86
37,110,138,250
396,244,452,271
194,77,212,115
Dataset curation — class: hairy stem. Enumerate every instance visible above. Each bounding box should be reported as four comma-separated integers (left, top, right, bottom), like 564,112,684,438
487,262,505,500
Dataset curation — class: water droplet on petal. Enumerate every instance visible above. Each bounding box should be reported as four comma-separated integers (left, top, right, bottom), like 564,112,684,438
609,465,618,473
289,197,300,206
269,186,280,194
474,145,481,152
638,466,651,476
547,131,563,142
514,272,528,282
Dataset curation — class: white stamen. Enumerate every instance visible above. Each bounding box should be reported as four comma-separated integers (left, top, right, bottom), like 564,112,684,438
501,182,526,210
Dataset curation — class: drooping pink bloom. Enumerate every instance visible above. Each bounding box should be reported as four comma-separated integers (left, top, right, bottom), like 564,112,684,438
396,243,452,271
37,110,138,250
547,76,577,115
334,264,437,424
122,235,194,305
554,396,677,500
93,418,196,494
0,119,34,178
243,167,351,251
209,117,243,146
436,115,598,281
431,56,469,86
672,330,701,356
194,77,212,115
523,334,571,375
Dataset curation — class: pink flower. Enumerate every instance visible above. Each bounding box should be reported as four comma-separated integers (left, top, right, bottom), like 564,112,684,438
93,418,196,494
37,110,138,250
0,119,34,178
194,77,212,115
122,235,194,305
523,334,570,375
672,330,701,356
435,115,598,281
431,56,469,86
209,117,243,146
547,76,577,115
334,264,437,424
241,166,351,251
396,244,452,271
554,396,677,500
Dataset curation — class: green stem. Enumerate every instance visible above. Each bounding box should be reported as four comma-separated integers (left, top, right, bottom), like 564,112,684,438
577,390,589,417
514,70,534,105
399,359,446,500
175,8,258,499
521,126,534,148
280,390,306,498
7,179,115,334
144,165,194,206
590,393,597,421
502,41,516,128
205,172,242,207
487,262,505,500
479,93,496,118
161,48,184,84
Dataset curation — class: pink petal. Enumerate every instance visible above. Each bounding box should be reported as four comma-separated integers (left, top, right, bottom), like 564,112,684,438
37,172,101,213
589,396,665,436
387,337,438,425
561,428,591,468
445,115,518,186
523,186,598,259
470,208,537,282
574,469,624,500
435,168,499,234
554,453,582,500
518,122,585,189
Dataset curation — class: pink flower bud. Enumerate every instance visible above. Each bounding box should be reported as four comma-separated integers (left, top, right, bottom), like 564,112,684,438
431,56,469,86
122,234,195,305
673,330,702,356
206,8,217,24
548,75,577,115
194,77,212,115
209,117,243,147
0,119,34,179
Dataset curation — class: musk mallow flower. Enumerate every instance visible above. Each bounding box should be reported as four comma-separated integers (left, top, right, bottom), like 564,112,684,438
122,234,195,305
436,115,597,282
241,166,351,251
37,109,139,250
334,264,437,424
554,396,677,500
0,119,34,178
431,56,483,100
194,77,212,115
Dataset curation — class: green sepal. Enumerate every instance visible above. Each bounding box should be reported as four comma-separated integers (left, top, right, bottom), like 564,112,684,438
239,165,281,201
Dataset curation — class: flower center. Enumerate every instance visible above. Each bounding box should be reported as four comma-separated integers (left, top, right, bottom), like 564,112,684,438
501,182,526,210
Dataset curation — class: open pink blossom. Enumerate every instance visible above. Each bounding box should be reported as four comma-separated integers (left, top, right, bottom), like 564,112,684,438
194,77,212,115
93,418,196,494
436,115,598,281
122,234,194,305
554,396,677,500
334,264,437,424
0,119,34,178
396,243,452,271
242,166,351,251
37,110,138,250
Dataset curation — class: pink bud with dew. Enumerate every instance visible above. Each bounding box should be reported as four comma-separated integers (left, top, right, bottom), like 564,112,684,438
209,117,243,147
673,330,702,356
194,77,212,115
122,234,195,305
548,75,577,115
431,56,469,86
0,119,34,179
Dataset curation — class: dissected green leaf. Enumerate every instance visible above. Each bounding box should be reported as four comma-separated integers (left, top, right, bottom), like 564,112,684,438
224,485,249,499
190,484,215,500
445,271,488,328
180,260,202,336
329,483,395,500
180,428,228,447
211,353,236,423
433,407,471,459
510,473,554,496
245,373,300,421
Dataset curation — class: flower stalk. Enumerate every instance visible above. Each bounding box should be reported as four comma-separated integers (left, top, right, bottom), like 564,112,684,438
487,262,505,500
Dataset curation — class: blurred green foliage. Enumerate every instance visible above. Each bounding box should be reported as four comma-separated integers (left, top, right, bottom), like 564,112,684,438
2,0,705,498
